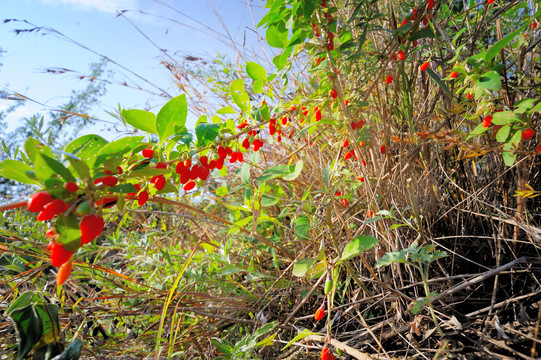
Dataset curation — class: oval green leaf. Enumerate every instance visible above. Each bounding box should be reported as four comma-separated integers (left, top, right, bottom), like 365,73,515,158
341,235,379,261
122,109,157,134
292,258,316,277
246,62,267,81
156,94,188,140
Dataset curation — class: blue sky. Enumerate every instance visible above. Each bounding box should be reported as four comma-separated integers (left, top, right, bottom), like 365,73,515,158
0,0,270,138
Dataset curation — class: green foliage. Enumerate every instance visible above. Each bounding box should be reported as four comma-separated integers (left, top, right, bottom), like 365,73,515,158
1,0,540,358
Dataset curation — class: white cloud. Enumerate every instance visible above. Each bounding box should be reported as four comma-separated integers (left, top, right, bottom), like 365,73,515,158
42,0,138,13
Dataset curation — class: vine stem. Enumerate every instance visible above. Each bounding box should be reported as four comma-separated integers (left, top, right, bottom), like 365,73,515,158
0,200,28,212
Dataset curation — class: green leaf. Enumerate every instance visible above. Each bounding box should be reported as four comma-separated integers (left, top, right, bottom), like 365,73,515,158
514,98,538,114
493,111,521,125
246,62,267,81
266,25,288,48
122,109,157,134
292,258,316,277
281,329,321,350
241,162,251,185
6,291,41,316
294,215,310,239
255,334,276,348
303,0,316,18
502,130,522,167
261,195,278,207
256,164,290,184
485,25,527,63
64,134,108,168
230,79,251,112
34,154,76,183
126,168,167,178
94,136,144,167
426,68,452,99
196,123,220,147
376,250,407,267
466,122,489,140
477,71,501,91
410,297,430,315
25,138,53,163
341,235,379,261
216,106,236,115
55,214,82,251
109,183,137,193
51,339,83,360
496,124,510,142
67,157,90,180
156,94,188,140
283,160,304,181
10,305,42,360
216,186,229,196
408,27,435,41
0,160,40,185
33,303,61,348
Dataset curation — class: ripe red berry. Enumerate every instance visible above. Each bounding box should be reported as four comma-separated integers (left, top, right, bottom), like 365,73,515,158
138,191,149,206
482,115,493,128
386,75,393,84
397,50,405,60
522,128,535,140
50,242,73,267
330,89,338,99
466,93,472,99
487,0,494,4
183,180,196,191
531,22,538,29
27,191,54,213
253,139,263,151
427,0,435,10
380,145,386,154
154,175,166,190
142,148,154,158
56,259,73,286
314,307,324,321
321,347,331,360
420,61,430,71
344,151,352,160
450,71,458,79
357,176,365,182
37,199,66,221
65,182,79,193
215,158,224,170
198,166,210,181
341,198,349,207
315,110,322,121
199,156,208,166
101,175,118,187
156,162,167,169
536,144,541,154
342,140,349,148
217,146,227,159
236,152,244,162
80,214,105,245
